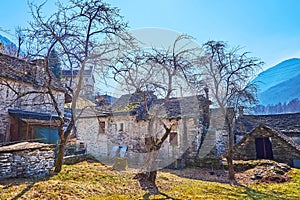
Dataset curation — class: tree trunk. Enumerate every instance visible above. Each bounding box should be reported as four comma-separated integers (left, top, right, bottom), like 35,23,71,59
54,137,66,173
226,149,235,180
134,171,159,194
227,128,235,180
134,137,160,194
134,121,172,194
225,115,235,181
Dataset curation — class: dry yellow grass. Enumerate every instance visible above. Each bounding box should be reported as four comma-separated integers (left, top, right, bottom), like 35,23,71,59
0,161,299,199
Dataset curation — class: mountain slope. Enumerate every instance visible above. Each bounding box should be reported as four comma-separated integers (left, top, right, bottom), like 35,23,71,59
259,73,300,105
0,34,18,55
253,58,300,93
253,58,300,105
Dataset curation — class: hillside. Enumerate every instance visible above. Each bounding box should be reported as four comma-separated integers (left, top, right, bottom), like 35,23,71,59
253,58,300,105
259,73,300,105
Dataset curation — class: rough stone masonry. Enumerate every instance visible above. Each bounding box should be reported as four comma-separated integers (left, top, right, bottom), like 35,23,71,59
0,142,55,179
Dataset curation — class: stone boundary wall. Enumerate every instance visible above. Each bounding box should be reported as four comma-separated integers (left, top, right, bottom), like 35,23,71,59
0,142,55,179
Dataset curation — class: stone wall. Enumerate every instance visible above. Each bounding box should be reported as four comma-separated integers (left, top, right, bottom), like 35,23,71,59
0,142,55,179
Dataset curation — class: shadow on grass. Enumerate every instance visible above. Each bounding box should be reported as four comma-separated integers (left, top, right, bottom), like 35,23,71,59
142,191,180,200
0,176,51,199
11,181,35,200
238,184,281,200
204,183,281,200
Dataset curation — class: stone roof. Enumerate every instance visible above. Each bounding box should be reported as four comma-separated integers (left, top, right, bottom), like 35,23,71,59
112,92,156,120
235,112,300,136
0,142,55,153
0,53,36,84
0,53,64,91
76,106,111,118
111,92,210,120
95,94,117,106
151,95,210,119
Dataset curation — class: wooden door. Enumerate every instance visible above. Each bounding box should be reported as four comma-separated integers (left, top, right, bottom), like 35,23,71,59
255,137,273,159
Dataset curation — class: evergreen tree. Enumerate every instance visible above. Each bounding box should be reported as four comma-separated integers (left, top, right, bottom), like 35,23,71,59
48,48,62,80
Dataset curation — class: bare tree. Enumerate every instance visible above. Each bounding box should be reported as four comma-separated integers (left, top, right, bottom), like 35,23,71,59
22,0,129,173
111,35,202,194
197,41,263,180
15,26,25,58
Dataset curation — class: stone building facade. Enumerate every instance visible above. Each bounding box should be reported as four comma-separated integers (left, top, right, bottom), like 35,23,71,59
0,53,65,145
61,68,95,101
76,93,211,168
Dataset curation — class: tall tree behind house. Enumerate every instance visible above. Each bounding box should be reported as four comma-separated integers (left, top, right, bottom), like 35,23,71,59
48,49,62,80
197,41,263,180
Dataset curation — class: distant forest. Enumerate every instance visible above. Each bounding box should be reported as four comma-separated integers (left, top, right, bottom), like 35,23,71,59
253,98,300,114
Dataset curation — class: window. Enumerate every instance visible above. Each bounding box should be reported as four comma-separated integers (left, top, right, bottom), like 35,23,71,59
119,123,124,131
99,121,105,134
169,132,178,146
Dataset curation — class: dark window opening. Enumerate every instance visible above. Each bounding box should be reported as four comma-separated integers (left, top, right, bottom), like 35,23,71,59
99,121,105,134
119,123,124,131
169,132,178,146
255,137,273,159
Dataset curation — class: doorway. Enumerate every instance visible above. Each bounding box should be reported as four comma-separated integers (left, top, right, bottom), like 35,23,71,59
255,137,273,159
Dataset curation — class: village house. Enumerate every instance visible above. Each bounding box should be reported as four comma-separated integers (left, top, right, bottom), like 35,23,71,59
0,52,66,145
61,67,95,101
76,92,211,168
235,111,300,145
233,111,300,167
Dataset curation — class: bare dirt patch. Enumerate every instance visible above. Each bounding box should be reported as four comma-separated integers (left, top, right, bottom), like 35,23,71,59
162,160,292,185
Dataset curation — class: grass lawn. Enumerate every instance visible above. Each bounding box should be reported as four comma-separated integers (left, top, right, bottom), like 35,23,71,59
0,161,299,199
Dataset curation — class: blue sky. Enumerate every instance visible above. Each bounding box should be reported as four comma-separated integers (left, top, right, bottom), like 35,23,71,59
1,0,300,70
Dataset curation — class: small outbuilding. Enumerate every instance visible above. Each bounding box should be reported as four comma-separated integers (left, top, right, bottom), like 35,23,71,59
232,124,300,167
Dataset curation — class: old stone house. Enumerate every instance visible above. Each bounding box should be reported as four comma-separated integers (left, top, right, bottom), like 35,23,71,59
233,112,300,167
232,124,300,167
0,53,66,145
76,92,211,168
235,112,300,145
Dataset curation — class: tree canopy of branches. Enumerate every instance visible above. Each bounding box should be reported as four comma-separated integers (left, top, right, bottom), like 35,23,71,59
111,34,202,194
25,0,128,173
198,40,263,180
